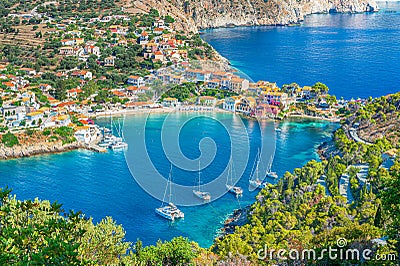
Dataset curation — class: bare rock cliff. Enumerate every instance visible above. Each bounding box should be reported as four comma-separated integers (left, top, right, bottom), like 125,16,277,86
132,0,378,30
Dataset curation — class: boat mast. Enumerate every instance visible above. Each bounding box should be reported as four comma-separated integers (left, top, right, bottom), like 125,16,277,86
226,161,230,186
198,161,201,192
255,149,260,181
228,160,233,186
168,165,173,203
161,164,172,207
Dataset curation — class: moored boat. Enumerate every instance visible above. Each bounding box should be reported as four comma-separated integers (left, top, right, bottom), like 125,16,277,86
226,161,243,197
155,203,184,221
109,141,128,150
249,149,264,189
156,165,184,221
193,161,211,201
266,171,278,179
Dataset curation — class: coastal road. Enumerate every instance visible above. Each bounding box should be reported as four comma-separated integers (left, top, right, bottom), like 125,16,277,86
349,128,372,145
354,164,370,190
339,173,354,204
317,175,332,197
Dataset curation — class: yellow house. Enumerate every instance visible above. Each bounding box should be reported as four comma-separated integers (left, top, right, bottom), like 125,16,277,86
74,38,84,45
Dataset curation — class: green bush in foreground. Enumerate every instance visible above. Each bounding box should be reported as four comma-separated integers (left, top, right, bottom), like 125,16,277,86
0,187,200,265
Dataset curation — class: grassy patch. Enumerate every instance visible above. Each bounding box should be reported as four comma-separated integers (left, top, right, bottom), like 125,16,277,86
1,133,19,147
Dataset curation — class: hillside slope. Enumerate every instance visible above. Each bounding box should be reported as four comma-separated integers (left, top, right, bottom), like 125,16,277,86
132,0,378,29
349,93,400,146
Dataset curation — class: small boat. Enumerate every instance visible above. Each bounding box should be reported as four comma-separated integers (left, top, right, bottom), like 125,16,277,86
193,190,211,201
249,149,264,189
227,185,243,196
155,203,185,221
226,161,243,197
98,142,110,148
193,161,211,201
249,179,263,189
103,134,123,143
275,127,281,132
266,171,278,179
265,155,278,179
156,165,184,221
109,141,128,150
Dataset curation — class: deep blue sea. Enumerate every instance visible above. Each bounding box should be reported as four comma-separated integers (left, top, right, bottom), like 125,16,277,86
201,1,400,99
0,114,338,247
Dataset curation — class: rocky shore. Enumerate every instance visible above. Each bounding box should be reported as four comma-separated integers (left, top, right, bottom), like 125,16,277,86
0,141,86,160
317,139,341,160
220,206,250,236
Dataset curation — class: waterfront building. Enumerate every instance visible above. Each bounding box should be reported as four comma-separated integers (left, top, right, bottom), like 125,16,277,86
235,97,256,115
223,96,242,112
255,103,281,118
162,97,179,107
197,96,217,107
229,77,249,93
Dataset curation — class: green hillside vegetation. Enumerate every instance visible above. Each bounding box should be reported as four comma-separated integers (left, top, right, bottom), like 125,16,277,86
1,132,19,147
213,157,399,264
0,187,202,265
160,83,238,103
350,92,400,146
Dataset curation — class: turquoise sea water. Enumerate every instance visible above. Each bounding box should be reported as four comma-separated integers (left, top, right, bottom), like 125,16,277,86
0,114,338,247
201,1,400,99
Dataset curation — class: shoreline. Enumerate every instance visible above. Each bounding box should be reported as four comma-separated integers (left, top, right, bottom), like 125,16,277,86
286,114,341,123
92,106,232,119
1,108,339,161
197,3,381,31
0,141,87,161
93,107,341,122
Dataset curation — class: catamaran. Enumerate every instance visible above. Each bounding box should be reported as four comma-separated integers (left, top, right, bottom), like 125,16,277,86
155,165,184,221
193,162,211,201
249,149,264,189
226,161,243,197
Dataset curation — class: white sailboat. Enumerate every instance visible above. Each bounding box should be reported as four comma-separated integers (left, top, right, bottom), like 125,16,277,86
226,161,243,197
155,165,184,221
193,162,211,201
108,115,128,150
266,155,278,179
249,149,264,189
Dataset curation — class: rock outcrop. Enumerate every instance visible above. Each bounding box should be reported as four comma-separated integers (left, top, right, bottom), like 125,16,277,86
132,0,378,30
0,141,85,160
